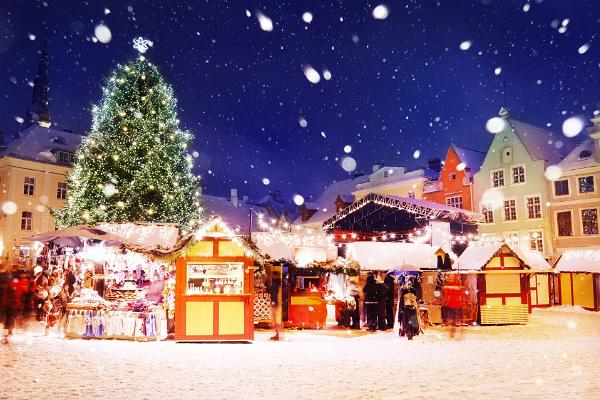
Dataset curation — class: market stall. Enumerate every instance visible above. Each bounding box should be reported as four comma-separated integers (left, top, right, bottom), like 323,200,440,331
174,218,255,341
554,249,600,311
455,241,552,325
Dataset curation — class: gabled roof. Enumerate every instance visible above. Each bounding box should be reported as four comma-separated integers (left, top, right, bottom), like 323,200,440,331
1,124,82,164
506,118,574,164
456,241,550,270
557,138,598,171
297,174,369,225
200,194,268,234
451,144,486,176
555,249,600,273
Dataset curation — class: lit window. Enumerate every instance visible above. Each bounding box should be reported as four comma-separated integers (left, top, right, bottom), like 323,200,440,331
481,203,494,223
578,176,595,193
503,199,517,221
23,177,35,196
492,169,504,187
529,231,544,252
21,211,32,230
556,211,572,237
512,166,525,184
582,209,599,235
503,232,519,248
57,182,67,200
526,196,541,219
554,180,569,196
446,196,463,209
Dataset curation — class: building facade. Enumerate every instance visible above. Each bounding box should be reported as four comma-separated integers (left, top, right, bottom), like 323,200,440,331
547,116,600,257
473,108,574,259
424,144,485,211
352,164,436,201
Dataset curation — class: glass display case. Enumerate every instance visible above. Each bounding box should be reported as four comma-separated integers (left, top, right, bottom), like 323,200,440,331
186,263,244,295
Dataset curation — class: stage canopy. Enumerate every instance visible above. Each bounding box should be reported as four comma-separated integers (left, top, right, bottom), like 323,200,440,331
322,193,484,233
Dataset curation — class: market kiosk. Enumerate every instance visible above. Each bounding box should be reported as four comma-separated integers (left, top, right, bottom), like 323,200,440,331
175,219,254,341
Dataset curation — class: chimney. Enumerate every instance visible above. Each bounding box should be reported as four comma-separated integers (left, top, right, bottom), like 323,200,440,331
230,188,239,207
588,116,600,163
242,195,248,202
428,158,442,173
372,163,383,173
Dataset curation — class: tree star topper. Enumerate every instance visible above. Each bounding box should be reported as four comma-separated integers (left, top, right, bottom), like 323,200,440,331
133,36,153,53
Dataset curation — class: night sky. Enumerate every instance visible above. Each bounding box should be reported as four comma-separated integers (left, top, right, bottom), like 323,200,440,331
1,0,599,203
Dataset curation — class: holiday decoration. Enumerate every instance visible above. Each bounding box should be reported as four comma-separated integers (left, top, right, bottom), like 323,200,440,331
54,57,201,233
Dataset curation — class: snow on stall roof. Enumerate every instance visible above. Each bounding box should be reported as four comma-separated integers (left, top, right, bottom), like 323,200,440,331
452,144,486,176
96,222,180,252
346,241,442,270
558,138,599,171
555,249,600,273
456,241,550,270
300,174,369,225
1,124,82,163
508,118,574,164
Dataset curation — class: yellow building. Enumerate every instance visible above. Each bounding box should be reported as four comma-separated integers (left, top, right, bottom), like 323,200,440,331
352,165,433,200
547,116,600,259
0,125,81,264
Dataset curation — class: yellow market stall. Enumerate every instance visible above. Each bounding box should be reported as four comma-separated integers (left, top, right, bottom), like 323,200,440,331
555,250,600,311
455,241,552,324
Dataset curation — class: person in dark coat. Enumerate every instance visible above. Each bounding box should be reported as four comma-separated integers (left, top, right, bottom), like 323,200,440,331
346,278,361,329
384,274,395,329
375,280,387,330
362,274,378,332
2,274,23,343
398,284,419,340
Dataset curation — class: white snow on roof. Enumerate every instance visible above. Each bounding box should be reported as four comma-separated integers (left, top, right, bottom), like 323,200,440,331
555,249,600,272
456,241,550,270
346,241,443,271
1,124,82,163
452,144,486,176
557,139,598,171
97,222,180,251
508,118,575,164
300,174,369,225
200,194,267,234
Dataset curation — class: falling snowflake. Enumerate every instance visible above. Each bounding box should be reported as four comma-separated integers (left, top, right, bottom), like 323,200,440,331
256,11,273,32
372,4,389,20
302,12,313,24
303,65,321,84
459,40,473,51
94,24,112,43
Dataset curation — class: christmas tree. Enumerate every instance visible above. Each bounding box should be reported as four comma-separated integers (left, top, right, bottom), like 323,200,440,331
54,55,201,234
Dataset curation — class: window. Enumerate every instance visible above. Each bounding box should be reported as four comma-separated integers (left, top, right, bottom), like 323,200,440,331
21,211,32,230
449,172,456,181
554,180,569,196
578,176,595,193
57,150,75,164
503,199,517,221
579,150,592,159
502,146,513,164
492,169,505,187
503,232,519,248
512,165,525,184
526,196,541,219
582,209,599,235
529,231,544,253
481,203,494,223
446,196,463,209
57,182,67,200
556,211,573,237
23,177,35,196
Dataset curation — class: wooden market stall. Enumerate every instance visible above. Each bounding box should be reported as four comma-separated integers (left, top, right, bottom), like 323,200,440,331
175,218,255,341
455,242,552,325
554,250,600,311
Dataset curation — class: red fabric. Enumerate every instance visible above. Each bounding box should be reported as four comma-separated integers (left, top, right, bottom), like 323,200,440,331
3,280,24,310
442,285,464,309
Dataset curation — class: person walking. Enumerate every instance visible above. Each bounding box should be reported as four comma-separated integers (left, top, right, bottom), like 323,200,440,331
384,274,395,329
362,274,378,332
269,271,283,341
2,274,23,344
346,278,361,329
398,283,419,340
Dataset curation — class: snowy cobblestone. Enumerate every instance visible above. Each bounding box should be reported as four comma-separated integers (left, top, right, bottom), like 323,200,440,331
1,309,599,400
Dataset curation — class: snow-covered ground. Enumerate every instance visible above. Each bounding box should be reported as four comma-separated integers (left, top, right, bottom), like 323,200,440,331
2,308,599,400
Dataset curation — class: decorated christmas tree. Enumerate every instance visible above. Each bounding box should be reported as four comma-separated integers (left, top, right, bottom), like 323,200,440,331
54,53,201,234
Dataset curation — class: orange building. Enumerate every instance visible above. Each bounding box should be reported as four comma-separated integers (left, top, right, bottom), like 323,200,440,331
423,144,485,211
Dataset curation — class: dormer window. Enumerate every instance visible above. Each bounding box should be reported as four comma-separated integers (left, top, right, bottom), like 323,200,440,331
502,146,513,164
449,172,456,181
579,150,592,159
56,150,75,164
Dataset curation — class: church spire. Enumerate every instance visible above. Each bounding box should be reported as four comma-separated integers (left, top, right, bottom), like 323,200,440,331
26,28,51,127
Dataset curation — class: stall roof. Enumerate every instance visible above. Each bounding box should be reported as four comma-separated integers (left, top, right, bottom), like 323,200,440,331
323,193,484,232
456,241,550,271
346,241,445,271
554,249,600,273
27,225,124,244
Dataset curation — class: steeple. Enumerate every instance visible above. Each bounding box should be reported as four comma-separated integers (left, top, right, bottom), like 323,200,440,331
26,29,51,127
